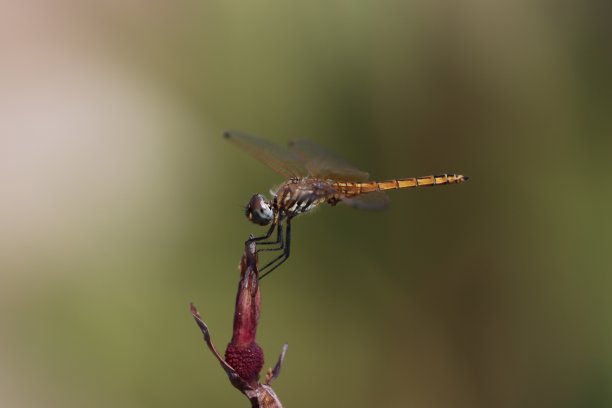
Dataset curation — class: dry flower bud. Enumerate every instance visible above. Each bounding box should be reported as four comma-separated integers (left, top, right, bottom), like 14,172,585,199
191,236,287,407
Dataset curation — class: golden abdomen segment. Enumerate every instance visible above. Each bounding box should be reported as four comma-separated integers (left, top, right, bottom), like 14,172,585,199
333,174,468,197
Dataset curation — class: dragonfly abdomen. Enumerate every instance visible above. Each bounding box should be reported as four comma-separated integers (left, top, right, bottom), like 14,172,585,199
333,174,468,196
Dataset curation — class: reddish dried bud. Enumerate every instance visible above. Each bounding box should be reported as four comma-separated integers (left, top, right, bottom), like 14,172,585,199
191,237,287,407
224,341,264,383
225,238,264,386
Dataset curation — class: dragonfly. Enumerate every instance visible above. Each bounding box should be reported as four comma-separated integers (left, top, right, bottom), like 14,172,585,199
225,131,468,279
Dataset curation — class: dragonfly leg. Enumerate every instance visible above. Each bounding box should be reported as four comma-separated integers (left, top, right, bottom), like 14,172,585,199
259,219,292,280
257,223,284,253
248,221,277,244
256,219,284,247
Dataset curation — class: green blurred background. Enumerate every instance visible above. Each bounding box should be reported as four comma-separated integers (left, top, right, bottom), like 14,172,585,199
1,1,611,407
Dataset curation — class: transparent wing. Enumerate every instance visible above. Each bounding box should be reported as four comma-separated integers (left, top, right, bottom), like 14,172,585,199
224,131,308,178
288,139,370,182
342,191,390,211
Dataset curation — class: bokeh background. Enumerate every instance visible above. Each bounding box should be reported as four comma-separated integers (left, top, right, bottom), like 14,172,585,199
1,1,611,407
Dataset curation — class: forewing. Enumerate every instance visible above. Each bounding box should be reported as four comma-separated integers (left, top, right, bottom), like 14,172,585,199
224,131,307,178
342,191,390,211
288,139,370,182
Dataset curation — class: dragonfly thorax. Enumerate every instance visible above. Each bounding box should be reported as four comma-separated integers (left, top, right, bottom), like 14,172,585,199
272,179,332,218
245,194,274,226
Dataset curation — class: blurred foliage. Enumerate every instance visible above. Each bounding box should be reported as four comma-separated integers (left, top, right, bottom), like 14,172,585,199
0,0,611,407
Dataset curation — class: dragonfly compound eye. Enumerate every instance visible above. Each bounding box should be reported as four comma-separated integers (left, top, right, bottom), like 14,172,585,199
246,194,273,226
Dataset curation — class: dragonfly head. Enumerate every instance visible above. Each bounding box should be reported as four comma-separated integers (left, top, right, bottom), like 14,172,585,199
246,194,274,226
